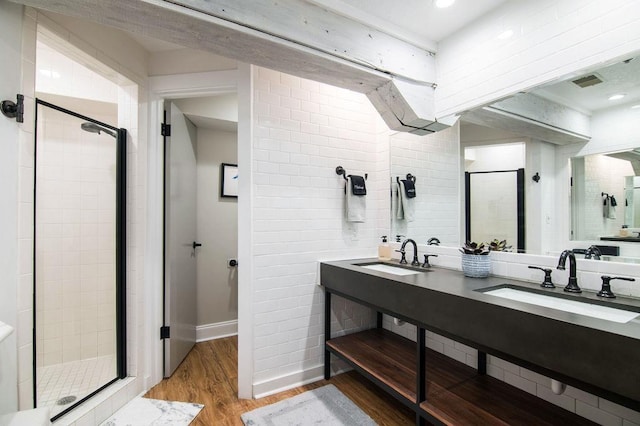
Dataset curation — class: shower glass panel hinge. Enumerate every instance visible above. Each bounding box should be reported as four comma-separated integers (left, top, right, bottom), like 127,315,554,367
161,123,171,137
160,326,170,339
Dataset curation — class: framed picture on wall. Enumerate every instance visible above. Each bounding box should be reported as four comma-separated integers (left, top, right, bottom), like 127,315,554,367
221,163,238,198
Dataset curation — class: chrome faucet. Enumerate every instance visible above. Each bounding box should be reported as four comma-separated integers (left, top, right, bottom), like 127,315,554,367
399,238,420,266
557,250,581,293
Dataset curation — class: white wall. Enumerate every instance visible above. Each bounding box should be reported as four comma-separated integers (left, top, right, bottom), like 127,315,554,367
436,0,640,118
196,129,238,327
0,1,25,415
36,41,118,104
249,67,385,395
389,124,460,246
583,103,640,157
174,94,238,123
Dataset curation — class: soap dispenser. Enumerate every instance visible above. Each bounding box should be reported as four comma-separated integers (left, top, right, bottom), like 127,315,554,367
378,236,391,261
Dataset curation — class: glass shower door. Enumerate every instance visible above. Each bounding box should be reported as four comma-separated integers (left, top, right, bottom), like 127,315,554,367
465,169,525,252
34,99,126,421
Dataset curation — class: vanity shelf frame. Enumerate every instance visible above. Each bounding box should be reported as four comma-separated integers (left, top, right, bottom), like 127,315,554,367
324,286,598,426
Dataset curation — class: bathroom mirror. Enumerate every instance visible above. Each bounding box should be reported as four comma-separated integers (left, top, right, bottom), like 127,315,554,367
571,153,640,241
388,124,460,246
389,52,640,262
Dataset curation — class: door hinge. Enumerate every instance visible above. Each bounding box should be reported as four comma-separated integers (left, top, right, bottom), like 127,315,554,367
161,123,171,137
160,326,170,339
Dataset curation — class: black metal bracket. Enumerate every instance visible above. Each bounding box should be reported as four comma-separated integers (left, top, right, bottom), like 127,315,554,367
1,94,24,123
336,165,367,181
396,173,416,185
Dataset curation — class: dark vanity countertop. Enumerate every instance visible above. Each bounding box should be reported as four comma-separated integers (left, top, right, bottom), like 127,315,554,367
601,236,640,242
320,258,640,408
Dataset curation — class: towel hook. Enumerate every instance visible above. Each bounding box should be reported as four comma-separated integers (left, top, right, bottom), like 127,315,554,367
601,192,609,198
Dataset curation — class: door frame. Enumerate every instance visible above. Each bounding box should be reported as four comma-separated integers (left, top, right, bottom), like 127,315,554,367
147,66,254,397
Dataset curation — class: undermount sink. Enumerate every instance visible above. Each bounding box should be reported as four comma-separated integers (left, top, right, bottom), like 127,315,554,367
480,286,639,324
356,262,425,276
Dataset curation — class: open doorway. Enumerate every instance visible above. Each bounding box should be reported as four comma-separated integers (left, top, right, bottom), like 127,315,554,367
162,94,239,377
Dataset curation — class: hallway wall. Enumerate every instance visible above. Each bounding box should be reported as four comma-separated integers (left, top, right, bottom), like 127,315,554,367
196,129,239,329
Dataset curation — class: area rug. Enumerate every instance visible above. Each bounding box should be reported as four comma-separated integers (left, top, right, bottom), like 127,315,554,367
241,384,377,425
100,397,204,426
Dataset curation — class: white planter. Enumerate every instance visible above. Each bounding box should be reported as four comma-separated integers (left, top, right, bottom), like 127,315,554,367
461,253,491,278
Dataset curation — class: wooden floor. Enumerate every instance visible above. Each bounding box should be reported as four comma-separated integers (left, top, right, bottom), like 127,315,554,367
145,336,414,425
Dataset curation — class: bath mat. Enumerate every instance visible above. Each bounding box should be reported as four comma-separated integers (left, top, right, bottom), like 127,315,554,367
100,397,203,426
241,384,377,426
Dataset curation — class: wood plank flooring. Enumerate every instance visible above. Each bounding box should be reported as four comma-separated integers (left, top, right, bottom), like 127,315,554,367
144,336,414,425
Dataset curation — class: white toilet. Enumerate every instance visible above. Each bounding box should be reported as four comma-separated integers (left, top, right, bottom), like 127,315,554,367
0,322,51,426
0,408,51,426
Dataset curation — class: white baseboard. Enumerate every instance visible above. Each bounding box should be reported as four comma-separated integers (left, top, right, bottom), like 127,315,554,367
253,365,324,399
252,362,352,399
196,320,238,342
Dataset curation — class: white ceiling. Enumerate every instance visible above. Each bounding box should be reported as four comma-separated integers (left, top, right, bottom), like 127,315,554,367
128,1,640,119
531,56,640,113
131,0,509,52
309,0,508,49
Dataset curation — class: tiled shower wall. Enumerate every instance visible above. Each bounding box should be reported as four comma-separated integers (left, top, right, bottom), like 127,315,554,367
35,106,118,368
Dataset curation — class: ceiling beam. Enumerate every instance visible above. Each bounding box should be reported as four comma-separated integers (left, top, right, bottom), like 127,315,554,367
15,0,446,132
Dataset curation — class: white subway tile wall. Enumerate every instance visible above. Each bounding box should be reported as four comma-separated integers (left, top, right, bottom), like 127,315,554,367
390,126,460,245
251,67,386,387
580,155,631,240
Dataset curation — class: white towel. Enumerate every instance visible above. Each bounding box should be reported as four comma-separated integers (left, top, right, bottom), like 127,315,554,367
346,177,366,222
395,182,404,219
603,196,617,219
399,180,415,222
609,195,617,219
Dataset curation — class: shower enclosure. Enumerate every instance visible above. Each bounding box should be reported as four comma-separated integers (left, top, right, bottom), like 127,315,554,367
34,99,126,421
465,169,525,252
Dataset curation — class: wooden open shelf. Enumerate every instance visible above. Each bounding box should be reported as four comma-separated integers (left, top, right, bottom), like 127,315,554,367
327,329,596,425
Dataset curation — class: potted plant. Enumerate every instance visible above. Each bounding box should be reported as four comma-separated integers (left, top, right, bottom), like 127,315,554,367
460,241,491,278
488,239,512,252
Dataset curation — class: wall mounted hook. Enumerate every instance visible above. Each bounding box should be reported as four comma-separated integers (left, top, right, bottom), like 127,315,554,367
1,94,24,123
532,172,540,183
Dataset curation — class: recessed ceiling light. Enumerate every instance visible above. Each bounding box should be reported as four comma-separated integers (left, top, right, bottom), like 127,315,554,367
608,94,626,101
498,29,514,40
434,0,455,8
